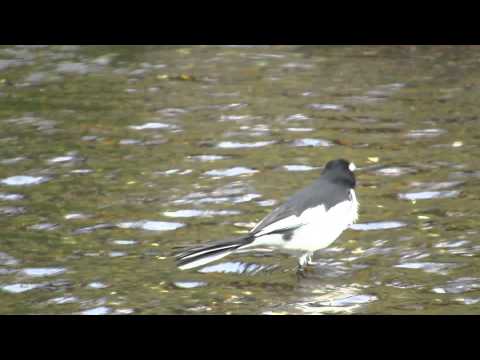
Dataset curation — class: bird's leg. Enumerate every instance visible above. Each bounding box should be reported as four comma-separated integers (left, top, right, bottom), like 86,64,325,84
296,252,314,277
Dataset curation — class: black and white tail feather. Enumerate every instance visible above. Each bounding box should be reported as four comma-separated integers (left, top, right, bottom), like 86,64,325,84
175,236,254,270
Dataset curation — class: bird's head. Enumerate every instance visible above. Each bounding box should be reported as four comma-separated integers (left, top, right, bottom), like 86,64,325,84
322,159,356,188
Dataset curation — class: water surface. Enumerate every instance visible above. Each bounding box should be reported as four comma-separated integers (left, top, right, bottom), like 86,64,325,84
1,45,479,314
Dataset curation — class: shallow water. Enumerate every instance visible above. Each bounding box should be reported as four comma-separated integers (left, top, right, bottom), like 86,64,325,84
1,45,480,314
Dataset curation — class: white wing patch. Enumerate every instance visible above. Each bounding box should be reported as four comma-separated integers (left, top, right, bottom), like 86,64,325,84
252,212,311,238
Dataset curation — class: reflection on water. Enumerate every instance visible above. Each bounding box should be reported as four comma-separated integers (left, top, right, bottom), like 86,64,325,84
1,45,480,314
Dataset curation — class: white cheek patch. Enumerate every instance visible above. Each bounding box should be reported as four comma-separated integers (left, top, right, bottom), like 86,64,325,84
349,162,356,172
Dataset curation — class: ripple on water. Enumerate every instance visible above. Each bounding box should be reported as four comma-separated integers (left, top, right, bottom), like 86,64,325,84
406,128,447,138
117,221,185,231
56,62,90,75
21,267,66,277
374,167,416,177
71,169,93,174
199,261,271,275
129,122,177,130
113,240,137,246
174,281,207,289
119,139,143,145
313,294,378,307
239,124,270,133
432,277,480,294
0,252,20,266
395,262,456,274
409,181,464,191
0,206,26,216
64,213,90,220
0,193,24,201
1,283,43,294
283,165,317,172
5,116,56,132
292,138,333,147
308,104,346,111
115,308,135,315
1,175,50,186
163,209,241,218
219,114,259,121
28,223,59,231
188,155,228,162
156,108,189,117
157,169,193,176
434,240,470,249
109,251,126,257
48,296,78,305
80,306,112,315
257,199,277,207
174,193,261,205
286,127,314,132
350,221,407,231
398,191,460,201
204,167,258,177
216,141,275,149
285,114,311,121
290,285,377,314
47,155,76,164
88,282,108,289
73,223,115,234
0,157,26,165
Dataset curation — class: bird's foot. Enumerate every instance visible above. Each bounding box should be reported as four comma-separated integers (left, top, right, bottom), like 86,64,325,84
296,265,308,279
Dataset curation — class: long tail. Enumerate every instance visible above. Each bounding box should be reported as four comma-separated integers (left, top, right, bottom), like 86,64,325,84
175,236,253,270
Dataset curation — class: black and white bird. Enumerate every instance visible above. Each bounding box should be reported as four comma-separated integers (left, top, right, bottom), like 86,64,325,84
176,159,359,271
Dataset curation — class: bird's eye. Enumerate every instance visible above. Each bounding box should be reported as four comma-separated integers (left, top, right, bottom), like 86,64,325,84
348,162,356,172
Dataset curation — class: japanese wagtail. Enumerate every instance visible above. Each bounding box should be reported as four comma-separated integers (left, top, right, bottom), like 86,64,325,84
176,159,358,271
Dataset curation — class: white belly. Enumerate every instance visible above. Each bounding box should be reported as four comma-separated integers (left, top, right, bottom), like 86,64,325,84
248,189,359,253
